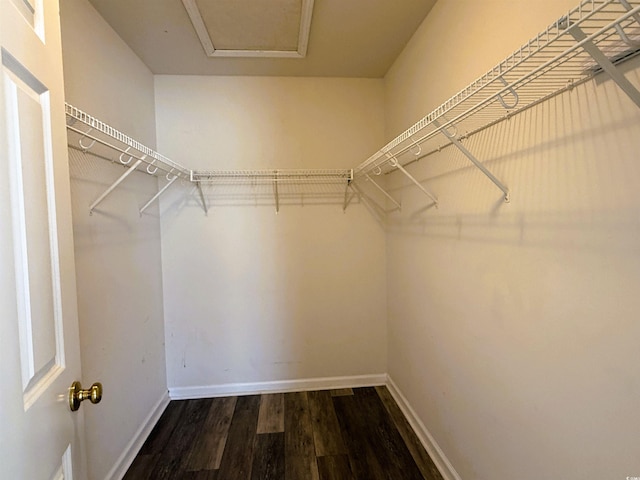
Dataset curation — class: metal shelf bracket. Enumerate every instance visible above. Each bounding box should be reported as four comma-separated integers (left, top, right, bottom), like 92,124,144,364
385,152,438,207
139,174,179,216
342,169,355,212
364,174,402,210
342,184,354,212
568,23,640,108
432,118,510,203
89,159,144,215
196,182,208,215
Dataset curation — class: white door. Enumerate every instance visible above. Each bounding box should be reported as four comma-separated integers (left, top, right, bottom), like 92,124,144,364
0,0,89,478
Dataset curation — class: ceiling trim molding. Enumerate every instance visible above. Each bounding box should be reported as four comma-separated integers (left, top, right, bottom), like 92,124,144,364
296,0,314,57
181,0,315,58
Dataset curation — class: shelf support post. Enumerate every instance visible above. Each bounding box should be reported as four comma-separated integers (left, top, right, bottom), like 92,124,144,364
568,24,640,109
364,174,402,210
342,182,352,212
342,170,354,212
432,118,510,202
89,159,143,214
196,182,208,215
139,175,178,215
274,170,280,214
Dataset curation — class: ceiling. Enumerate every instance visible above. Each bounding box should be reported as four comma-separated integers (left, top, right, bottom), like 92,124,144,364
87,0,438,77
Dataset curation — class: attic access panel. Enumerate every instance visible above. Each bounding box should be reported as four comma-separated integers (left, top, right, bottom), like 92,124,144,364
182,0,314,58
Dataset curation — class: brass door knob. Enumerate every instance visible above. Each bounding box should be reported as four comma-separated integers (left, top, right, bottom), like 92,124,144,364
69,381,103,412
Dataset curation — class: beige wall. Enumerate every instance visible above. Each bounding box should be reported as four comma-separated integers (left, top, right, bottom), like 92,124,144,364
155,76,388,391
385,0,580,140
384,1,640,479
60,1,168,478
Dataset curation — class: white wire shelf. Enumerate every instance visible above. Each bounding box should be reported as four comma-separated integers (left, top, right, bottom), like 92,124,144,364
354,0,640,199
65,104,356,213
65,0,640,214
193,180,356,208
191,169,353,184
65,104,192,180
191,169,354,213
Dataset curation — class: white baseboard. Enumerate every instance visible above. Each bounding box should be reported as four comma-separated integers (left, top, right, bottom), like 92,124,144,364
106,391,170,480
169,373,387,400
386,376,462,480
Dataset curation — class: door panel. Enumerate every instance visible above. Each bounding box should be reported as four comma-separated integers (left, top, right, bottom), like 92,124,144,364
1,0,87,478
4,52,64,406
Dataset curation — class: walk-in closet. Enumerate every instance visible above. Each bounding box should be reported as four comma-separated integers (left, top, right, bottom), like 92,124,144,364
1,0,639,479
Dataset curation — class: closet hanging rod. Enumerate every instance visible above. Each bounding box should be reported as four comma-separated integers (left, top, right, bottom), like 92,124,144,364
354,0,640,178
65,103,192,179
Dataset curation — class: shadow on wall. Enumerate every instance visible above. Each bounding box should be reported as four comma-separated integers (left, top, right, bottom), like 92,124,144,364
383,66,640,480
378,74,640,256
67,148,163,247
387,209,640,255
161,181,361,213
158,172,392,229
157,171,387,387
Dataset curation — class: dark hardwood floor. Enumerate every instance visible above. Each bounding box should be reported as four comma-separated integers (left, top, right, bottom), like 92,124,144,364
124,386,444,480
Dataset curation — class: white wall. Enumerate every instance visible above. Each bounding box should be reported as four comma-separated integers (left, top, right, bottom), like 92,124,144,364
155,76,387,392
60,1,168,478
384,1,640,479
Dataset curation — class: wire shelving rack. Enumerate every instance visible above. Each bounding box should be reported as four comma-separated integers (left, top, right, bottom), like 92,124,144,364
354,0,640,205
65,0,640,214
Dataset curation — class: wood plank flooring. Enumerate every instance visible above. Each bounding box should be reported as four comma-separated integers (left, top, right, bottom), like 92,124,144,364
124,386,443,480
